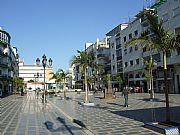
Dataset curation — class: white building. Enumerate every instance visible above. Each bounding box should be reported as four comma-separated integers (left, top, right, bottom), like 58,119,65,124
106,24,128,75
120,0,180,93
155,0,180,93
72,38,111,89
18,59,55,91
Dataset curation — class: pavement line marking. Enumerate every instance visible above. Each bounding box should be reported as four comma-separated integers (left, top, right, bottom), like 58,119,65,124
2,102,22,135
13,95,28,135
48,99,95,135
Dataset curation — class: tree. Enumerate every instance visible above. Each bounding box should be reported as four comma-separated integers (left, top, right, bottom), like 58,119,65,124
13,77,24,92
144,56,157,99
126,10,180,122
50,70,62,94
71,50,95,103
57,69,71,98
96,64,103,84
104,73,113,98
50,69,71,98
113,74,123,91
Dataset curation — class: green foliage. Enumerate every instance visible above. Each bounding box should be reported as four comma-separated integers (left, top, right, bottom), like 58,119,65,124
28,79,34,82
105,74,111,82
113,74,123,84
71,50,96,72
13,77,24,88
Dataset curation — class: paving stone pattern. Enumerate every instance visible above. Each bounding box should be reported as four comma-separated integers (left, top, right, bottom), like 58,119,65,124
0,93,85,135
49,92,180,135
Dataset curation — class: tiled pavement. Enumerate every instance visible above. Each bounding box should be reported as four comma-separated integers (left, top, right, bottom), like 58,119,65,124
0,92,85,135
48,92,180,135
1,92,180,135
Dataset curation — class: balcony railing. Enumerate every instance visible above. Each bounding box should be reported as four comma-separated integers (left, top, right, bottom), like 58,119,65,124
0,61,8,67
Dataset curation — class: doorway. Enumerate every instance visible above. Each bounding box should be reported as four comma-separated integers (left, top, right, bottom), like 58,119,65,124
177,75,180,94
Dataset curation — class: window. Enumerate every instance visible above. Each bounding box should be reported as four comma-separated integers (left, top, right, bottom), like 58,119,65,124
135,74,140,78
173,7,180,17
0,84,2,89
166,50,171,58
129,74,133,78
125,62,128,67
113,65,115,71
124,36,126,42
134,30,138,36
129,47,133,53
112,54,115,60
143,47,146,52
124,49,127,55
130,60,133,66
136,58,139,65
116,38,121,45
0,70,2,75
162,13,169,22
111,43,114,48
152,53,161,62
129,33,132,40
177,47,180,55
135,45,138,51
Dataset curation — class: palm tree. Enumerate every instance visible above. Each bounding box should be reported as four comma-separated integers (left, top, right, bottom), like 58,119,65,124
50,69,71,98
126,10,180,122
113,74,123,92
144,56,157,99
96,64,103,83
104,73,113,98
50,70,62,94
13,77,24,93
57,69,71,98
71,50,95,103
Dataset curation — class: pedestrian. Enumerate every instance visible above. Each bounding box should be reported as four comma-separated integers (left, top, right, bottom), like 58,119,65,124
122,85,129,107
21,88,24,96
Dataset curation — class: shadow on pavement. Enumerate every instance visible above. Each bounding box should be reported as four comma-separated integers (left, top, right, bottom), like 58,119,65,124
107,102,124,107
45,117,81,134
110,106,180,123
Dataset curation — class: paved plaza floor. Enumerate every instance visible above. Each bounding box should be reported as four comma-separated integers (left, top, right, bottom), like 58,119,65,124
0,92,85,135
1,91,180,135
48,92,180,135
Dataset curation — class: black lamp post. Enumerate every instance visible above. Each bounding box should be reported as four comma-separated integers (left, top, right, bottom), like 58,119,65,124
36,54,52,103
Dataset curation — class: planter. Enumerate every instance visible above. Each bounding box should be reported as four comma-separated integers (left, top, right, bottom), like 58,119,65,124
144,121,180,134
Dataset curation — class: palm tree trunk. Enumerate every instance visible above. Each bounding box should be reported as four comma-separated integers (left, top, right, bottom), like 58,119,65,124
163,52,170,122
84,69,88,103
63,79,66,98
106,80,112,98
150,69,154,99
151,72,154,99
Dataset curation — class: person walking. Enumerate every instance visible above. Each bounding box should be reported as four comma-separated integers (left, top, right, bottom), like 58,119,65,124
122,85,129,107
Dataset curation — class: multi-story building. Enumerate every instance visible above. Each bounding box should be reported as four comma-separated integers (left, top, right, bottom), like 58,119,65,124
18,59,55,91
0,27,19,96
73,38,111,89
121,0,180,93
155,0,180,93
106,24,128,76
121,10,151,92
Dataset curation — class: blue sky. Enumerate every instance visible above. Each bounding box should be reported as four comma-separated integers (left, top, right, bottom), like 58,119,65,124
0,0,155,71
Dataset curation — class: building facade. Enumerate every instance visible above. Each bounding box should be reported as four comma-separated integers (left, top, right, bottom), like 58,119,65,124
0,27,19,96
72,38,111,90
121,0,180,93
18,59,54,91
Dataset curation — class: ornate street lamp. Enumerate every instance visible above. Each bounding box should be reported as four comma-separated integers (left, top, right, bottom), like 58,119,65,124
36,58,40,66
36,54,52,103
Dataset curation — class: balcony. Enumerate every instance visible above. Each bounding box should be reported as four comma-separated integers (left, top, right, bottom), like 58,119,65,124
0,61,8,68
97,54,108,59
0,74,11,80
116,56,122,61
